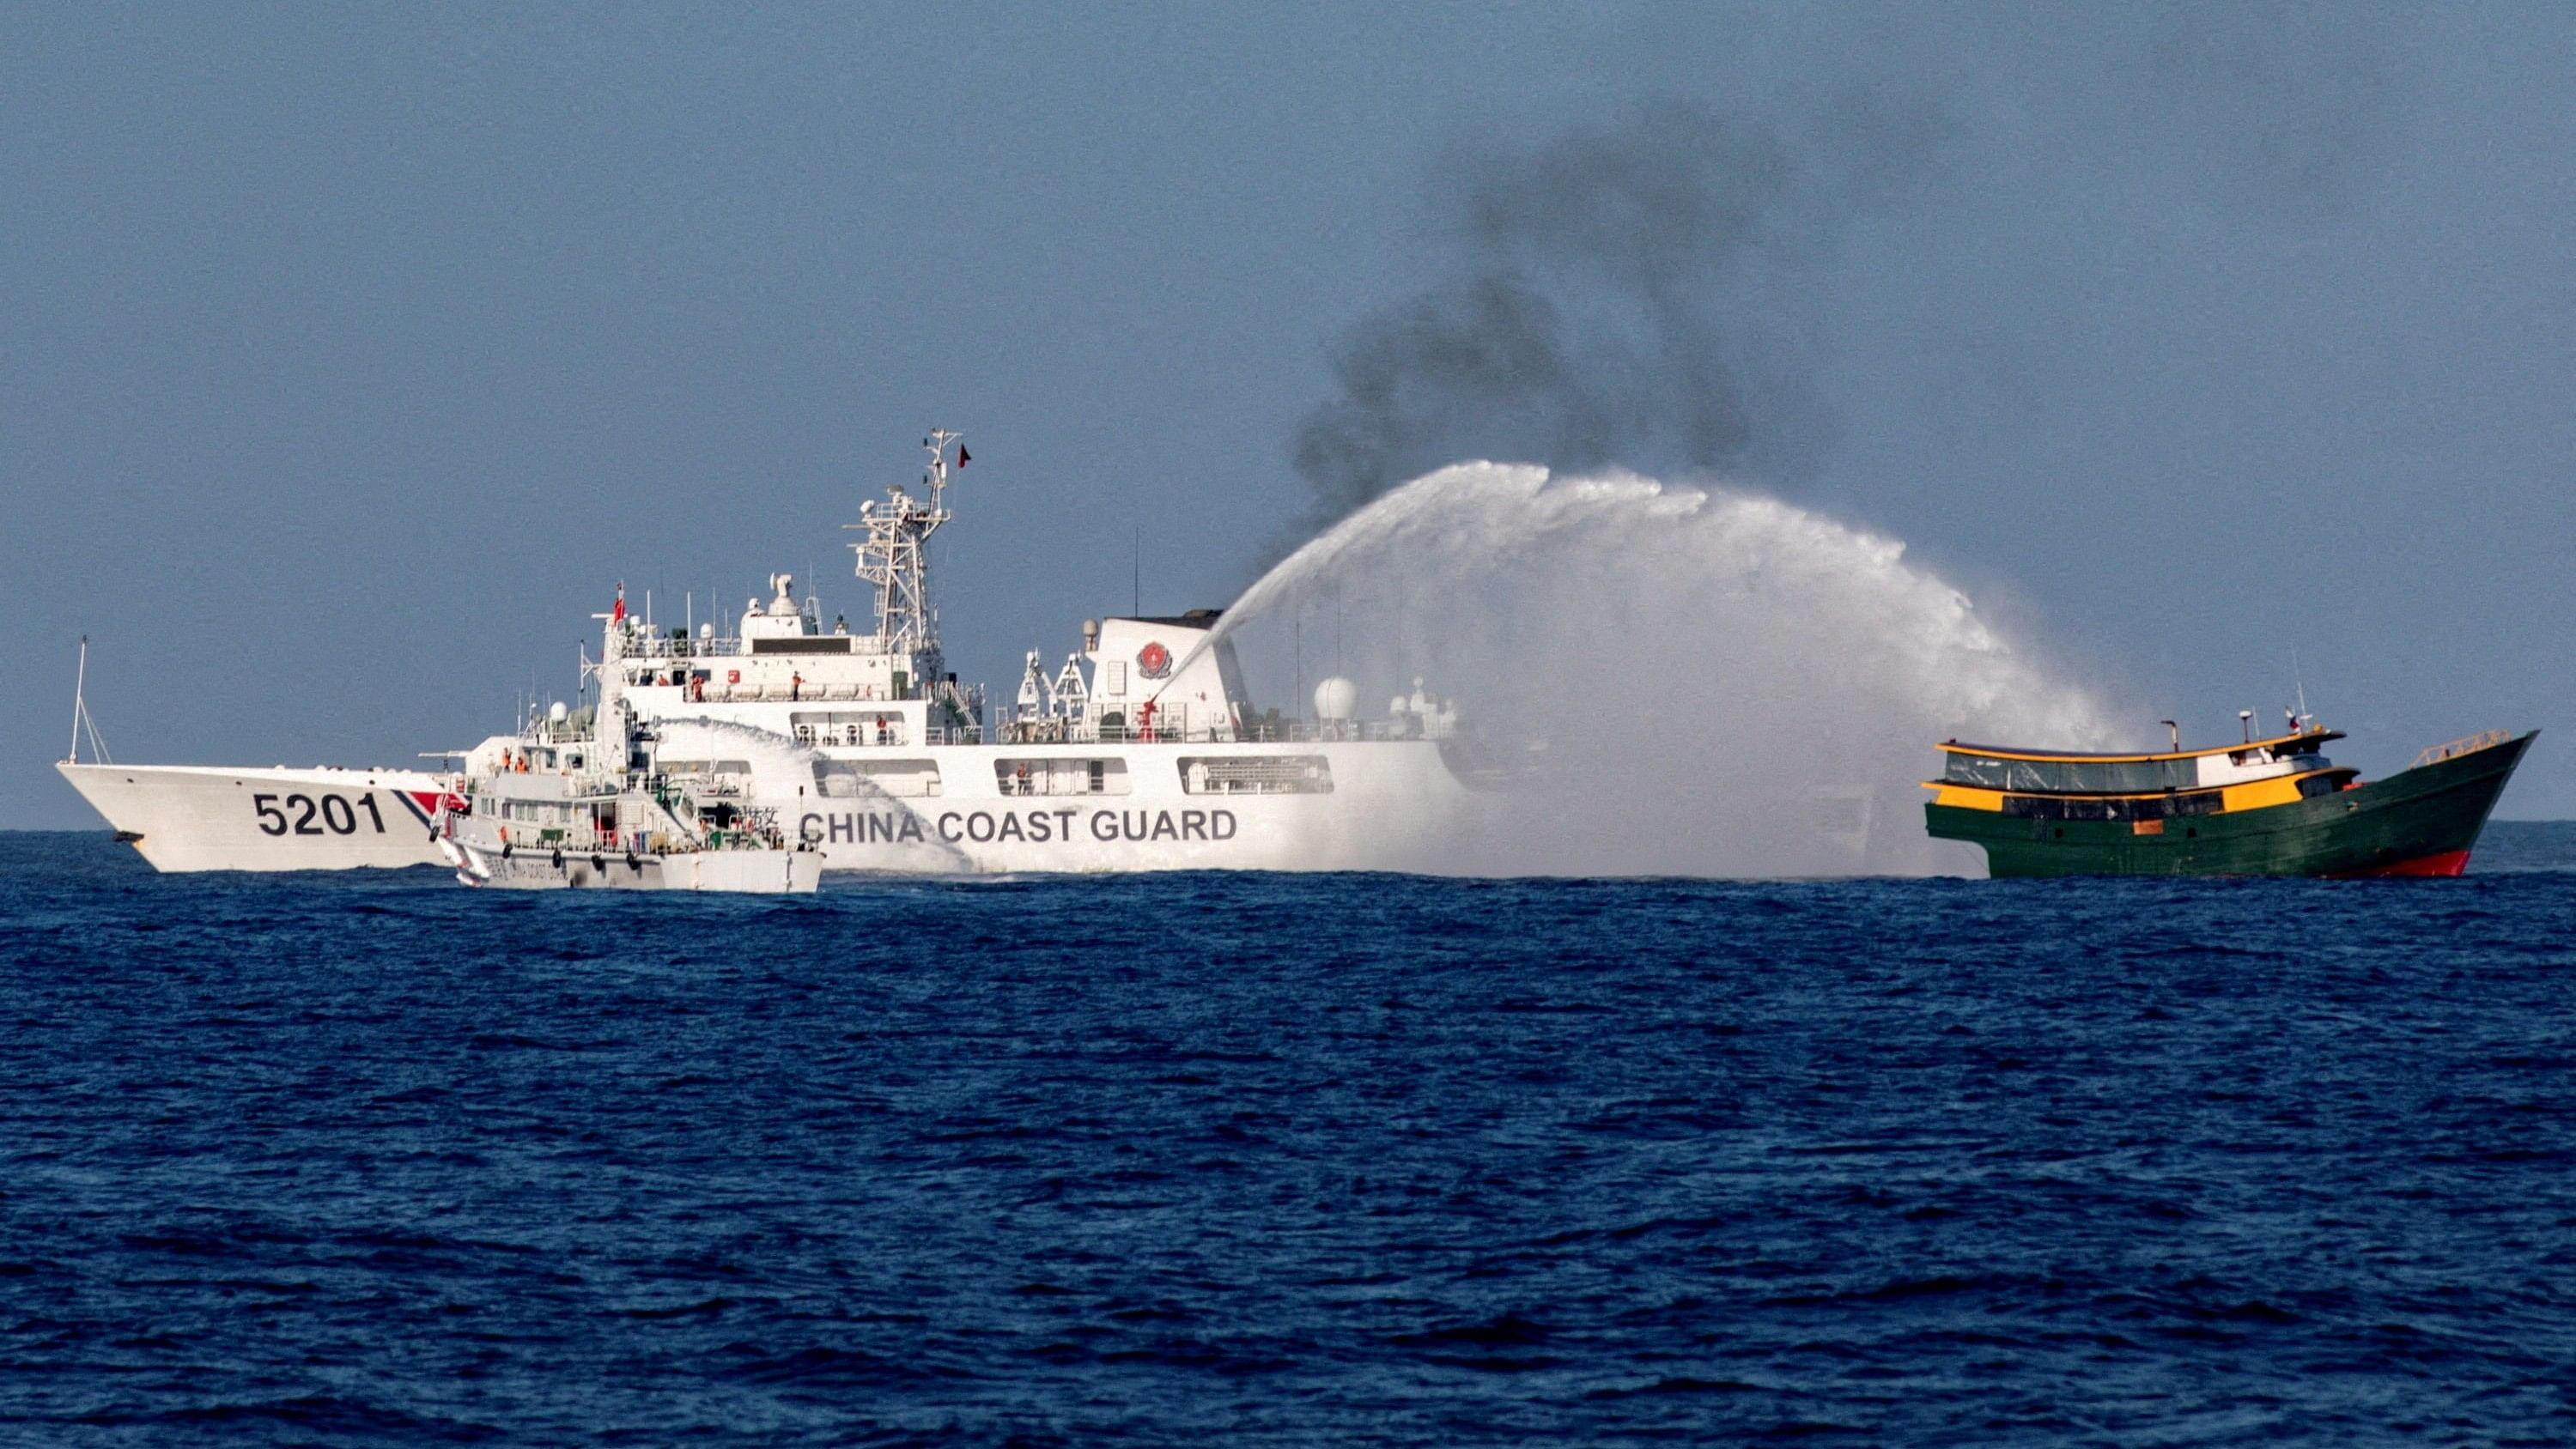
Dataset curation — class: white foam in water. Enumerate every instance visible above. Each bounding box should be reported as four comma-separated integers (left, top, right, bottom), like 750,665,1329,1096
1214,463,2115,876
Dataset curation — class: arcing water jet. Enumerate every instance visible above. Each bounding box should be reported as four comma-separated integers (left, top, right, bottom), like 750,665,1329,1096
1212,463,2114,876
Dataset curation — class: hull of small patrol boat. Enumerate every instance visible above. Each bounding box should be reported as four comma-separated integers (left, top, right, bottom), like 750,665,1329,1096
446,834,821,894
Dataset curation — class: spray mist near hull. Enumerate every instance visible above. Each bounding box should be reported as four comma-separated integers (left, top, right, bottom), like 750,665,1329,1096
649,717,974,872
1212,463,2112,877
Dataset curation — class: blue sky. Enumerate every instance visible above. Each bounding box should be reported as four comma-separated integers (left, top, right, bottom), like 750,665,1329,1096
7,3,2574,826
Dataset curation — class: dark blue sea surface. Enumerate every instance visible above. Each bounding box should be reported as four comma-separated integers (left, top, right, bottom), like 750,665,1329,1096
3,829,2574,1446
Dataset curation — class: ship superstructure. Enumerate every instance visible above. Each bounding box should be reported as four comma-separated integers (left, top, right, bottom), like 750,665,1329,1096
551,432,1476,871
436,705,820,893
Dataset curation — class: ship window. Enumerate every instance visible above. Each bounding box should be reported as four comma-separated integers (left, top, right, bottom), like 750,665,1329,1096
1104,660,1127,697
2004,789,2223,822
2296,773,2342,798
1179,755,1333,795
993,758,1129,796
2006,795,2108,820
1947,754,2198,794
814,759,942,798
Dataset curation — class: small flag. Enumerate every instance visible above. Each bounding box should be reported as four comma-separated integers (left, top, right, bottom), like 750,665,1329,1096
612,585,626,623
957,445,970,468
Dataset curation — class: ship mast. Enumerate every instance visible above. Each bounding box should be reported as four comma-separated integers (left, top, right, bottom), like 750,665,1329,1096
849,429,959,655
65,636,110,765
68,636,87,763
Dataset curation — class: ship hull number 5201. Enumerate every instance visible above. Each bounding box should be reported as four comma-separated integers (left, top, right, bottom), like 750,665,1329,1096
252,792,386,836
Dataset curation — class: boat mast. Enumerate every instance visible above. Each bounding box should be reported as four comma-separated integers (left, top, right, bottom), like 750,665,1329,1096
849,429,959,656
68,636,86,764
65,636,109,765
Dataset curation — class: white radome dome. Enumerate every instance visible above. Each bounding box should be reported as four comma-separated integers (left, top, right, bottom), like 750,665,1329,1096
1314,676,1358,722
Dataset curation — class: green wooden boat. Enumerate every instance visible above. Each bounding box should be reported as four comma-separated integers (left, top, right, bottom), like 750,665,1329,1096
1923,725,2536,878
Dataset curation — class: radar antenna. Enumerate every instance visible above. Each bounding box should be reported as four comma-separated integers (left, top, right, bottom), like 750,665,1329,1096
848,429,961,655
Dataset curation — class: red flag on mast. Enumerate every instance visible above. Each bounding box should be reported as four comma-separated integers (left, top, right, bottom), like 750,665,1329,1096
612,585,625,623
956,445,970,468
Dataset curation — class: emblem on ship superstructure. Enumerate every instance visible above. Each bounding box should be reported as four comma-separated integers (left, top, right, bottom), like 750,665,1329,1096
1136,641,1172,679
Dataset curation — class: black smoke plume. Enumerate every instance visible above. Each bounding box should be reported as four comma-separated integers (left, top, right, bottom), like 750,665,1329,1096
1288,3,2410,527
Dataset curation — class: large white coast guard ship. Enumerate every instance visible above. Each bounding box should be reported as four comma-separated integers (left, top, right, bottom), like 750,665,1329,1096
58,432,1483,873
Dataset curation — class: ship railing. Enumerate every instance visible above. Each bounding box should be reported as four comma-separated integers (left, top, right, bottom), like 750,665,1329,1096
612,632,745,661
1240,720,1431,744
1241,723,1336,743
984,718,1441,746
534,822,765,857
2411,730,2514,769
514,826,612,852
518,706,604,744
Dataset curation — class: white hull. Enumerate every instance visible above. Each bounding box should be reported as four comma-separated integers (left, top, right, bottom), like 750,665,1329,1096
57,762,453,873
64,737,1481,875
444,835,821,893
775,738,1475,872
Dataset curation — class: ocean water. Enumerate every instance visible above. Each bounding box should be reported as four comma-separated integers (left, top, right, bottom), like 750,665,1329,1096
3,829,2573,1446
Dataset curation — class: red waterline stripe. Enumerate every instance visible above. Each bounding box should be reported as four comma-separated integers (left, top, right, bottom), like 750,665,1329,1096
2333,850,2472,879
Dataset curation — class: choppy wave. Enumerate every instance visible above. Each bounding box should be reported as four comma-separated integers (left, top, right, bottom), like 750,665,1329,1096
3,831,2573,1444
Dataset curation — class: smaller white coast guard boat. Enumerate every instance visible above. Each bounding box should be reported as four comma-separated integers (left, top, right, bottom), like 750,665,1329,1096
436,704,821,894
